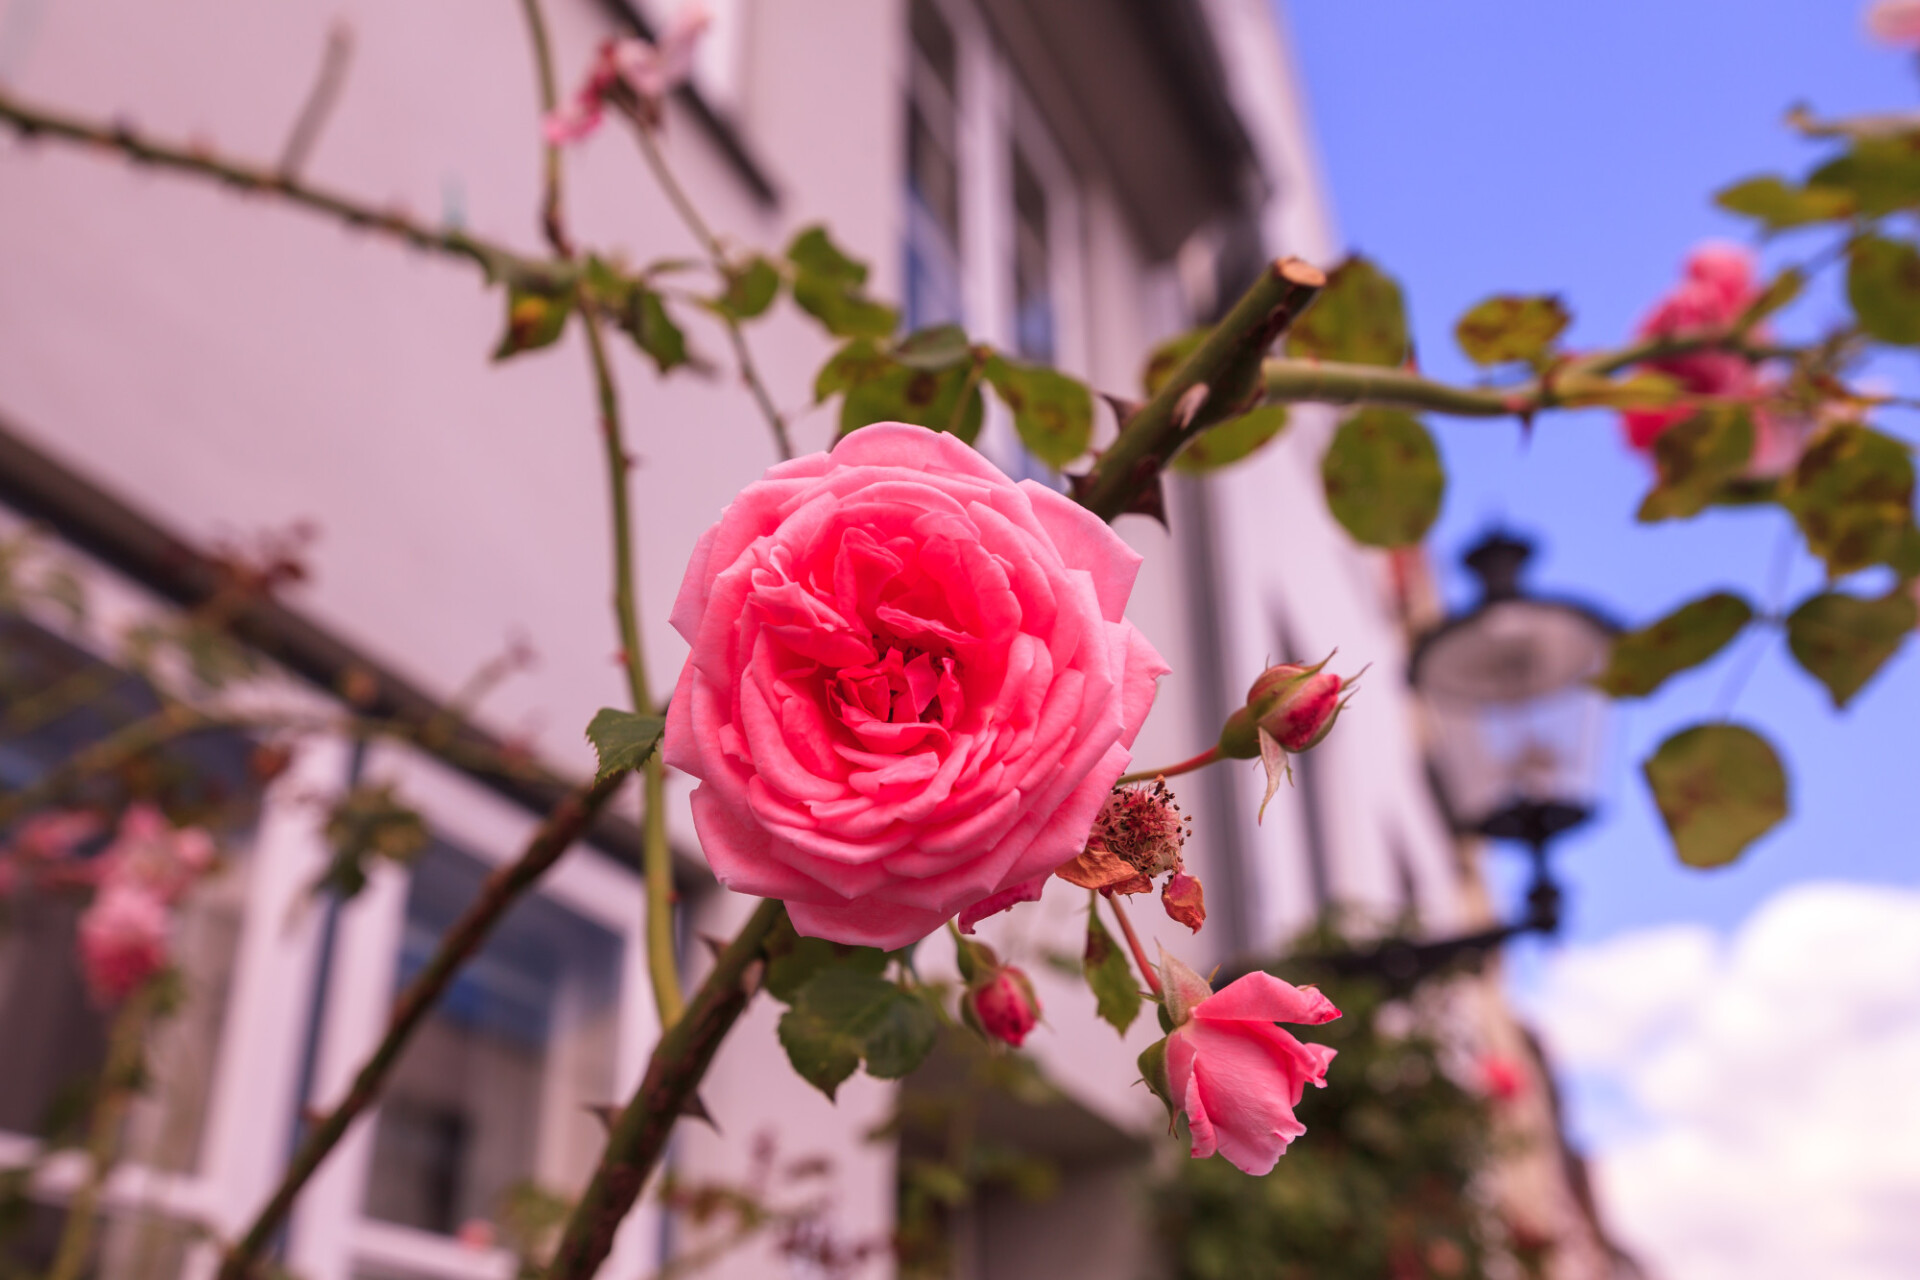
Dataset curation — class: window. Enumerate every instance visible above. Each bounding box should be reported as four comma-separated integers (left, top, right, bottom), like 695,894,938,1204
1010,146,1053,363
363,840,622,1237
905,0,965,331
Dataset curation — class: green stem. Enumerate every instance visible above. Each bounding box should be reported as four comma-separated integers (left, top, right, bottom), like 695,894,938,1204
46,980,159,1280
0,87,551,286
1105,893,1162,997
542,898,788,1280
216,774,621,1280
580,306,685,1029
516,0,571,256
1115,745,1222,787
1077,258,1326,522
629,119,794,461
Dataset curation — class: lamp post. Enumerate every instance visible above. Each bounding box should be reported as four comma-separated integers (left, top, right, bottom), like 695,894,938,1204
1290,532,1617,985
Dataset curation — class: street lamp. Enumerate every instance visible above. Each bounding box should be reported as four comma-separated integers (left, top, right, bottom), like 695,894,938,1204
1285,532,1616,986
1409,531,1617,939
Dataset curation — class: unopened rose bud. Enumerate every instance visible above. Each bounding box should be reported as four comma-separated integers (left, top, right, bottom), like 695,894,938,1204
966,965,1040,1047
1220,655,1360,759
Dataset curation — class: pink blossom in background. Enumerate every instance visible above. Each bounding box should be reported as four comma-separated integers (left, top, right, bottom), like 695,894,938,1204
1479,1053,1527,1102
664,423,1168,949
77,882,171,1003
1620,242,1766,450
1161,954,1340,1176
543,5,711,145
1866,0,1920,45
99,803,215,905
10,810,102,862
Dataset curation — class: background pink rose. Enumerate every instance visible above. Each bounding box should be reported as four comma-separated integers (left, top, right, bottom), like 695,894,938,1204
665,423,1167,948
1620,242,1766,450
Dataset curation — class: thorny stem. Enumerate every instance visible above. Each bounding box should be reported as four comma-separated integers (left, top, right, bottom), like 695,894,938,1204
1105,893,1163,997
581,304,686,1029
542,897,789,1280
46,981,159,1280
0,88,552,287
517,0,572,256
1115,745,1222,787
1078,258,1326,522
277,20,354,179
216,774,623,1280
629,118,795,461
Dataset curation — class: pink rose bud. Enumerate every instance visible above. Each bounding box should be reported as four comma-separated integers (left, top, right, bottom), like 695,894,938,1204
1161,871,1206,933
1868,0,1920,45
968,966,1040,1047
1217,656,1361,822
1479,1053,1526,1102
663,423,1167,949
1153,951,1340,1176
77,883,171,1004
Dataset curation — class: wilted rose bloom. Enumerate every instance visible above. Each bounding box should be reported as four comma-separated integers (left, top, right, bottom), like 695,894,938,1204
77,882,171,1003
1867,0,1920,44
1620,243,1767,450
968,966,1040,1047
1160,953,1339,1176
664,423,1167,948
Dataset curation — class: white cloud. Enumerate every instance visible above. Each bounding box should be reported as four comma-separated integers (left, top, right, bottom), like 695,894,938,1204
1521,883,1920,1280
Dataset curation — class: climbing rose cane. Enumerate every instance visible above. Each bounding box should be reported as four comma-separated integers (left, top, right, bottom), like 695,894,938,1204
664,423,1168,948
1143,952,1340,1176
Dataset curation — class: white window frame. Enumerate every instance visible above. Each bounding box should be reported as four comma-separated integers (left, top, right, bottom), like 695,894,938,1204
910,0,1090,476
286,742,660,1280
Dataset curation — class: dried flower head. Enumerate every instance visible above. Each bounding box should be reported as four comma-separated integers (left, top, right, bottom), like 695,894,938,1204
1056,777,1192,895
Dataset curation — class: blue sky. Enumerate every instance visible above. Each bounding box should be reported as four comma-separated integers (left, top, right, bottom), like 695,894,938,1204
1277,0,1920,950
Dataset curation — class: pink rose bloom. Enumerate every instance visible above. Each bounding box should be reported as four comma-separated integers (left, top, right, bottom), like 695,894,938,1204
1161,953,1339,1176
664,423,1168,949
1867,0,1920,45
98,803,215,905
77,882,171,1003
1621,243,1766,450
1478,1053,1526,1102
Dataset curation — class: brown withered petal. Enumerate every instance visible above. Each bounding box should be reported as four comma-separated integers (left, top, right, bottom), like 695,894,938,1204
1054,845,1153,895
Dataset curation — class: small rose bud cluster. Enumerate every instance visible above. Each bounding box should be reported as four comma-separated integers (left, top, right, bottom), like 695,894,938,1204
73,804,218,1005
544,4,712,145
1217,655,1361,821
1055,779,1206,932
953,935,1040,1048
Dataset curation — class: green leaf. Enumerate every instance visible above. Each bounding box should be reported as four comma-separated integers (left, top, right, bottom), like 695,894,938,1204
1286,255,1408,367
1142,328,1209,398
1171,405,1290,473
1452,295,1570,367
840,360,985,443
1083,909,1142,1035
763,926,888,1004
584,708,666,781
715,255,781,321
1636,409,1755,522
1779,423,1917,576
893,324,973,371
787,226,898,339
617,288,689,374
814,338,892,401
1809,136,1920,216
1740,268,1807,328
983,356,1094,468
1785,589,1917,709
1594,593,1752,698
777,967,937,1099
1320,408,1444,548
1713,175,1855,230
1847,234,1920,346
1642,724,1788,869
492,286,573,361
319,782,430,899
